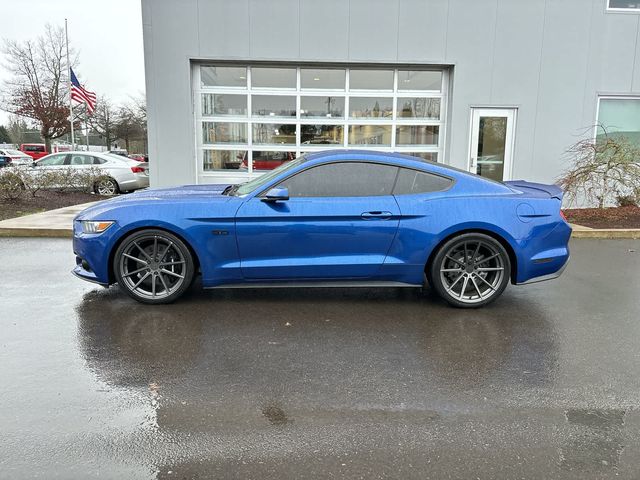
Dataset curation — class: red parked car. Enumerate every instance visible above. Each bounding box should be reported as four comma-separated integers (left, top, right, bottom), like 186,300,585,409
20,144,49,160
128,154,149,162
239,151,295,170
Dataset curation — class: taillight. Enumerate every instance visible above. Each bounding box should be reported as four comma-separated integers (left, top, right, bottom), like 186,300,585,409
131,166,145,173
560,210,568,222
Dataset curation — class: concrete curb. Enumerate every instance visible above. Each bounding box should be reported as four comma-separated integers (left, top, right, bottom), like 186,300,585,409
571,229,640,239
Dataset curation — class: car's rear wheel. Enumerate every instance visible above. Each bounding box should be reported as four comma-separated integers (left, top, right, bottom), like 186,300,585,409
429,233,511,308
114,229,195,304
95,177,119,196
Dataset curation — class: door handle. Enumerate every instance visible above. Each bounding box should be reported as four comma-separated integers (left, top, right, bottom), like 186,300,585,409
361,211,393,219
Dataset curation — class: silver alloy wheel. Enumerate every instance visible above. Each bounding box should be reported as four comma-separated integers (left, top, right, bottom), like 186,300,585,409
118,234,187,300
96,178,117,196
439,239,506,305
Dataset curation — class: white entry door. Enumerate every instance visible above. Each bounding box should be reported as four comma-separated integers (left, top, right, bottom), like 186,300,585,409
469,108,516,181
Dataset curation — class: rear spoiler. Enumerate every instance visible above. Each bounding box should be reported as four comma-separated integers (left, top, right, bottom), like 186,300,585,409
504,180,564,200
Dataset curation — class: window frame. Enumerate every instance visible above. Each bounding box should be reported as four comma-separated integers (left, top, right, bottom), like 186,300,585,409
594,95,640,143
194,64,448,179
606,0,640,12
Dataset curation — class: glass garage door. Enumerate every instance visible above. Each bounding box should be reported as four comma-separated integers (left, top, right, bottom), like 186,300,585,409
194,64,447,181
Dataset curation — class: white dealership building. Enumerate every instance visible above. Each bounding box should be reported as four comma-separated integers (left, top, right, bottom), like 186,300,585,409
142,0,640,187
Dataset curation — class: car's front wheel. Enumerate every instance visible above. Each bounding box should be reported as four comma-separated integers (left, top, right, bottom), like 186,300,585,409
429,233,511,308
114,229,195,304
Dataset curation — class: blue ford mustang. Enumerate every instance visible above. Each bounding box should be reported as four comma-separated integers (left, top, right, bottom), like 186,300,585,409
72,150,571,307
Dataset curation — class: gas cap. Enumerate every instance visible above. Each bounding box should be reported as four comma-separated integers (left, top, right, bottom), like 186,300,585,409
516,203,535,223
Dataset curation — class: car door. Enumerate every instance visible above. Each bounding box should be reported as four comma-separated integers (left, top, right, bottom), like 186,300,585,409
30,153,69,186
235,161,401,280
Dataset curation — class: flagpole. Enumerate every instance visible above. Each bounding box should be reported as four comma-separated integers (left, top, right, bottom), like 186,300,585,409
65,18,75,150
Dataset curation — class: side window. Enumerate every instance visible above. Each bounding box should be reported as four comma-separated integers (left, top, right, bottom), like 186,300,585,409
37,154,67,166
93,156,107,165
70,154,94,166
393,168,452,195
278,162,398,197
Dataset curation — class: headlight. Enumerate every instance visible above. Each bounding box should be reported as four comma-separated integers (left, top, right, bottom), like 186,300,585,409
81,220,114,234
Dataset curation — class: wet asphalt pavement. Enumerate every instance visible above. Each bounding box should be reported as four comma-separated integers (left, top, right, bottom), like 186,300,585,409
1,238,640,479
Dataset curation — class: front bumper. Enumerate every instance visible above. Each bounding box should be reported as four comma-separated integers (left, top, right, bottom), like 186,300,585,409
72,220,117,285
72,261,109,286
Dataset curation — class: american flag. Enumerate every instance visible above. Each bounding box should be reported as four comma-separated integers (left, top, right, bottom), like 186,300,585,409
70,68,97,114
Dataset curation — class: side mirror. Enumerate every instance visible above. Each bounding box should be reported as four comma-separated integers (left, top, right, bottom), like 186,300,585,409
262,186,289,202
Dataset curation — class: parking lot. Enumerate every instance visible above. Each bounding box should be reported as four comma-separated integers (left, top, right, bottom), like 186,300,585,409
1,237,639,479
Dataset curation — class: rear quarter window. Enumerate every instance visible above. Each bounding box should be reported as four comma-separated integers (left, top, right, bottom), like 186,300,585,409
393,168,452,195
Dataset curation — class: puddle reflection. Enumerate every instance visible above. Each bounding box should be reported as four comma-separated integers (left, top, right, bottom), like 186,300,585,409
560,409,626,471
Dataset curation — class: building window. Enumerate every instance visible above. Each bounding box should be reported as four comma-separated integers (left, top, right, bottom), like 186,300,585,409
195,65,447,173
607,0,640,10
596,97,640,147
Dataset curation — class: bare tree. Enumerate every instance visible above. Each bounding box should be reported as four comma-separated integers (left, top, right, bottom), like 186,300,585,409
1,24,79,151
0,125,11,143
114,96,146,152
558,127,640,208
6,115,28,145
89,96,117,149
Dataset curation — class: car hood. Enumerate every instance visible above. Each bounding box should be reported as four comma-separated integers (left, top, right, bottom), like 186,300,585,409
131,183,231,196
75,184,235,220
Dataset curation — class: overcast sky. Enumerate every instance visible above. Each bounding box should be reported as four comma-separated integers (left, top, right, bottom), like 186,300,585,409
0,0,145,125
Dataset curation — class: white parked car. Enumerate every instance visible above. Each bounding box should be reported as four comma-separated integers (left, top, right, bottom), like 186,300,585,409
29,151,149,195
0,148,33,166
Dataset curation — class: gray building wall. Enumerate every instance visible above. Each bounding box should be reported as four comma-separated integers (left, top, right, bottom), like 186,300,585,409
142,0,640,187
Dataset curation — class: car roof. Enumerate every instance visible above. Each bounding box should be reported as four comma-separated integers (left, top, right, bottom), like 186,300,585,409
304,150,456,177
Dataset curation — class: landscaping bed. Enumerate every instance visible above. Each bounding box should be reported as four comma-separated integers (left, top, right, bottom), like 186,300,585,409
564,205,640,229
0,191,108,221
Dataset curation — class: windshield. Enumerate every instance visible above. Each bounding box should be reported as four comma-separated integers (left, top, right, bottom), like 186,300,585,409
235,155,307,196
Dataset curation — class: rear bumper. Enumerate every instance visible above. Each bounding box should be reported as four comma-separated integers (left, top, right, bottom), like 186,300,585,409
515,220,572,284
118,174,149,191
516,255,569,285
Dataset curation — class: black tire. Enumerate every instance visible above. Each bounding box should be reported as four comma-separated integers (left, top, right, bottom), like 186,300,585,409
95,177,120,196
429,233,511,308
113,229,195,304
